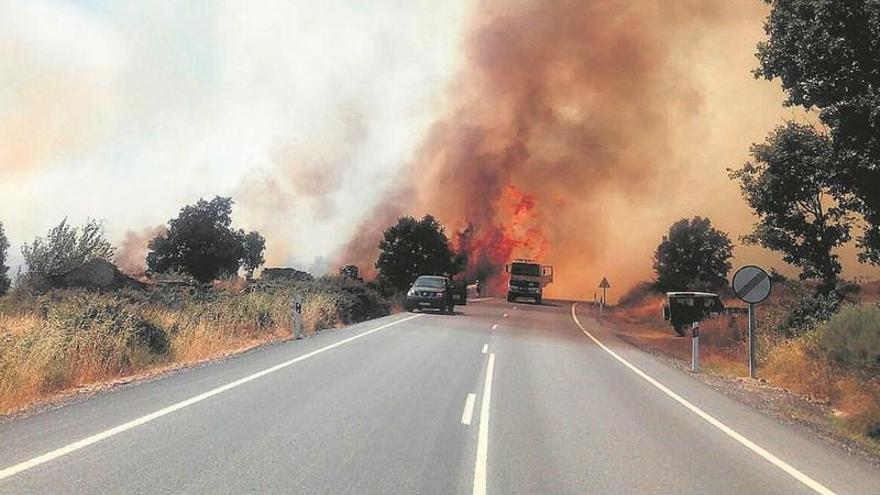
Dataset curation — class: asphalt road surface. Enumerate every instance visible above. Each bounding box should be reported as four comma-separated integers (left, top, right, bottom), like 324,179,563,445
1,298,879,494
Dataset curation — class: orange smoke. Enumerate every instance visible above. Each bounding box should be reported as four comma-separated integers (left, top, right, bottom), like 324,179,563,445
338,0,782,299
115,225,166,276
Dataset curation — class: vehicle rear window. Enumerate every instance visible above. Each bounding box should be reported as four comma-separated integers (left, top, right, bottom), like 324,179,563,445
414,276,445,288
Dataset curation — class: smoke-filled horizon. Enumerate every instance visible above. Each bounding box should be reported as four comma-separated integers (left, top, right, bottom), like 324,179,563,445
4,0,880,297
336,0,880,299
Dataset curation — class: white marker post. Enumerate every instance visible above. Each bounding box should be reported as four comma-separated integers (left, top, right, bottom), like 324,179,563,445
292,294,304,340
731,266,772,379
691,322,700,373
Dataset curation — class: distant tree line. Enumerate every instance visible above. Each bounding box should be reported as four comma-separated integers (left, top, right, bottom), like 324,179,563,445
0,196,267,294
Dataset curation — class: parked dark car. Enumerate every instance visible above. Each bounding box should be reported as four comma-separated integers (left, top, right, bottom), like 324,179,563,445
404,275,466,314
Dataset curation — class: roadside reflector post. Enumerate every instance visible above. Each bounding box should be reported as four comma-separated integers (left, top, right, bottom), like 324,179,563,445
292,294,304,339
691,322,700,373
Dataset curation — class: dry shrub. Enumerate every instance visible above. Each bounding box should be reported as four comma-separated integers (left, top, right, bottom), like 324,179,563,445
818,304,880,373
763,333,836,401
303,293,342,334
213,277,249,294
0,291,167,412
835,377,880,439
0,276,389,415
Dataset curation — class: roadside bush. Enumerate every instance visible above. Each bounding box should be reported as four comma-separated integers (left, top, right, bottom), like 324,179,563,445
818,304,880,374
44,291,168,354
768,282,841,338
618,281,659,307
0,274,391,414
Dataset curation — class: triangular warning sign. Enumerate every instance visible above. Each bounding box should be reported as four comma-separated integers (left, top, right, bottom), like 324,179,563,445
599,277,611,289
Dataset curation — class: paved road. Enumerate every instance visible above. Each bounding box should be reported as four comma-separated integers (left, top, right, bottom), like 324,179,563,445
1,298,878,494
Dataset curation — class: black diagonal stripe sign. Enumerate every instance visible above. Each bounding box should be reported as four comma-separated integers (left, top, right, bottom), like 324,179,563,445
732,266,771,304
739,271,767,299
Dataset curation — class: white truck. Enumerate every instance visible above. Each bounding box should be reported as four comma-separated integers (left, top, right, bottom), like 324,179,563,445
505,259,553,304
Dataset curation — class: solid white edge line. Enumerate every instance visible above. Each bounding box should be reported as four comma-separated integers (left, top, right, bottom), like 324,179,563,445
473,352,495,495
0,313,424,481
461,393,476,425
481,344,488,354
569,303,837,495
470,297,494,303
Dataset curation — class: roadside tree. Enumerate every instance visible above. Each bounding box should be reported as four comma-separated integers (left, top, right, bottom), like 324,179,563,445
147,196,265,282
376,215,457,292
240,231,266,279
756,0,880,262
21,219,115,276
729,122,852,292
653,216,733,291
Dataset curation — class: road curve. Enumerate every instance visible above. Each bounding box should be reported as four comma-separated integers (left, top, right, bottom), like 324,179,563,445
0,298,878,494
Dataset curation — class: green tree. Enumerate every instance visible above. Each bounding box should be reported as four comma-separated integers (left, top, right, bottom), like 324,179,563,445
0,222,10,296
147,196,265,282
653,216,733,291
240,231,266,279
755,0,880,262
22,219,115,275
376,215,457,292
730,122,853,292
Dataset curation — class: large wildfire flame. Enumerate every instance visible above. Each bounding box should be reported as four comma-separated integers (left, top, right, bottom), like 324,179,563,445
337,0,773,297
451,186,550,292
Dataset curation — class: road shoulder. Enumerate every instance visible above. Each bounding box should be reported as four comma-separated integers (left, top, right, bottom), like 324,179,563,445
590,304,880,467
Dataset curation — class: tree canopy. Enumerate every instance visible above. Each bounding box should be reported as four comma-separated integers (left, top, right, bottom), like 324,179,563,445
21,219,115,276
147,196,265,282
730,122,852,291
653,216,733,291
375,215,458,292
756,0,880,262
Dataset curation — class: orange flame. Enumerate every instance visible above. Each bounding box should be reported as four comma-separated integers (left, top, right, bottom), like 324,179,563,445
451,185,549,293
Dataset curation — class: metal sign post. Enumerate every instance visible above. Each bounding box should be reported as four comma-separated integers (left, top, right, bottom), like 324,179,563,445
748,303,757,378
598,277,611,317
292,294,304,340
731,265,772,379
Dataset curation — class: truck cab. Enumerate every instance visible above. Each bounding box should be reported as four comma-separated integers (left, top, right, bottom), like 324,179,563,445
505,259,553,305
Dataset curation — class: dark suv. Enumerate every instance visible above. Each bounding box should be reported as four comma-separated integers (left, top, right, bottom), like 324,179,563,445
404,275,465,314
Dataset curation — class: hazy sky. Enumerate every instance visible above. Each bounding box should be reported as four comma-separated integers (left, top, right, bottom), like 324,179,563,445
1,0,469,272
2,0,879,290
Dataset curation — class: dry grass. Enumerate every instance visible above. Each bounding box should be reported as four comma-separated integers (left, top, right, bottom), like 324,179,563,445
610,282,880,447
0,277,388,415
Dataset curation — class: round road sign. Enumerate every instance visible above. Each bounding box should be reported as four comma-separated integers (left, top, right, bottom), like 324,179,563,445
732,265,771,304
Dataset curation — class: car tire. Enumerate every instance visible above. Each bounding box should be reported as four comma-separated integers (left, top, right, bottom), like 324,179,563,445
507,294,514,303
535,296,542,305
673,324,687,337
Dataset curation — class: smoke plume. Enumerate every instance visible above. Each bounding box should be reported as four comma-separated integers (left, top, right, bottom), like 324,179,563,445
114,225,167,276
338,0,778,298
